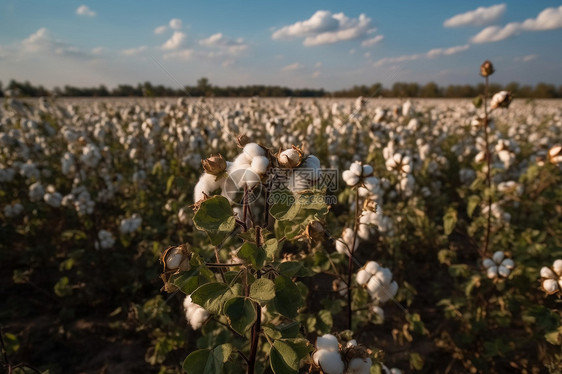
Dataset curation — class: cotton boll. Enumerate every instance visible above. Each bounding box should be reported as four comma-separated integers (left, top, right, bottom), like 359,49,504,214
342,170,360,186
243,143,265,158
189,307,209,330
356,269,371,285
362,164,373,176
492,251,504,264
366,276,381,294
346,339,357,348
375,267,392,285
365,261,380,275
541,267,556,279
371,305,384,320
251,156,269,175
316,334,339,352
347,357,372,374
242,168,261,189
350,162,363,177
486,265,498,279
378,281,398,302
302,155,320,170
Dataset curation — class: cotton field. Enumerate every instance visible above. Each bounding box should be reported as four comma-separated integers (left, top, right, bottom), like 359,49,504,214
2,95,561,373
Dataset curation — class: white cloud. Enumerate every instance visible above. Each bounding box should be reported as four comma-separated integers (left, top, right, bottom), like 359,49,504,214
471,5,562,43
122,46,147,55
76,5,96,17
154,25,167,35
361,35,384,47
281,63,304,71
163,49,194,61
91,47,105,55
312,71,320,78
314,62,322,68
169,18,182,30
199,33,248,54
161,31,186,50
515,54,538,62
444,4,506,27
272,10,372,46
374,44,470,66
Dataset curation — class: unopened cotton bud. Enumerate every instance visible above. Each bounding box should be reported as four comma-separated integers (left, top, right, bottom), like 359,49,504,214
237,134,250,148
492,251,504,264
278,147,303,168
541,267,556,279
316,334,339,352
480,60,495,77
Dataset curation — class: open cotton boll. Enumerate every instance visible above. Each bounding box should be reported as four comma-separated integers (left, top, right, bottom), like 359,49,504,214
193,173,222,202
315,350,344,374
342,170,360,186
347,357,372,374
243,143,265,159
501,258,514,269
346,339,357,348
250,156,269,175
543,279,559,294
365,261,380,275
316,334,339,352
492,251,505,264
378,281,398,302
189,306,210,330
375,267,392,285
486,266,498,279
362,164,373,176
349,162,363,177
498,265,510,278
302,155,320,170
483,258,495,269
233,153,252,168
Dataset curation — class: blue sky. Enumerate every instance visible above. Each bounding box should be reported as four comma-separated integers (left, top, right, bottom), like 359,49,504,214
1,0,561,90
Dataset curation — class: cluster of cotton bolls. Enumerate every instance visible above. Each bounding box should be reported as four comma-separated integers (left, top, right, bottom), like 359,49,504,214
312,334,372,374
95,230,115,249
183,295,210,330
356,261,399,303
3,202,24,217
482,251,515,279
43,185,63,208
540,260,562,295
120,214,142,234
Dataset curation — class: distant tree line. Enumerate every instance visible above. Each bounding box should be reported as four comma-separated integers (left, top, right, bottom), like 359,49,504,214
1,78,562,98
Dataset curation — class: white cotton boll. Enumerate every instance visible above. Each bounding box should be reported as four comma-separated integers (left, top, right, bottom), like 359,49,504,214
189,307,209,330
379,281,398,302
486,265,498,279
357,224,370,240
390,369,402,374
233,153,252,168
335,239,349,255
365,261,380,275
492,251,505,264
543,279,559,293
356,269,371,285
346,339,357,348
350,162,363,177
366,276,381,294
501,258,514,269
541,267,556,279
302,155,320,170
250,156,269,175
553,260,562,276
44,192,62,208
316,350,345,374
316,334,339,352
371,305,384,320
483,258,495,269
243,143,265,159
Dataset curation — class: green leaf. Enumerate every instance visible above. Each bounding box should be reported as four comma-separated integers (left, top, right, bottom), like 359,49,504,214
276,321,301,338
273,275,302,319
191,282,233,314
250,278,276,303
264,238,281,260
193,196,236,245
409,352,424,370
183,349,211,374
237,242,266,269
166,175,175,194
224,297,257,336
448,264,471,278
467,195,480,218
263,325,283,340
54,276,72,297
545,328,562,345
270,340,300,374
443,208,457,236
315,310,333,334
278,261,314,277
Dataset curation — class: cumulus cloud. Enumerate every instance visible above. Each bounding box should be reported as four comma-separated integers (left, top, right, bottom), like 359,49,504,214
471,5,562,43
515,54,537,62
162,49,194,61
162,31,186,50
374,44,470,66
199,33,248,54
272,10,372,46
154,25,167,35
281,63,304,71
361,35,384,47
122,46,147,56
169,18,182,30
76,5,96,17
444,4,506,27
